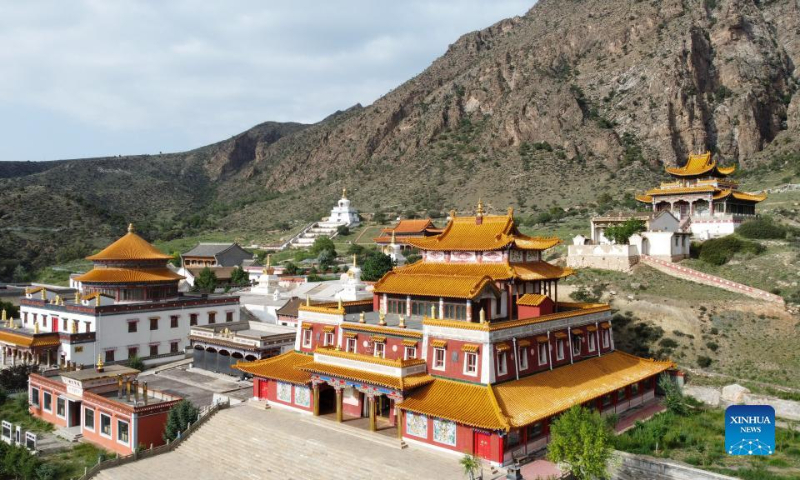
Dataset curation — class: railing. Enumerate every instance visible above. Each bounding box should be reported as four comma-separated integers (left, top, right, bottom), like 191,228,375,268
77,400,230,480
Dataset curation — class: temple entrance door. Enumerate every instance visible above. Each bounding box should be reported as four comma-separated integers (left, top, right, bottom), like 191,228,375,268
68,400,81,427
259,380,269,399
475,431,492,460
376,395,391,418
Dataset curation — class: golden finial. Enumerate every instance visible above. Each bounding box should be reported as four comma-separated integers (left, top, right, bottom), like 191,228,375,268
378,312,386,326
391,230,396,245
95,295,101,307
337,297,343,310
479,308,486,324
71,320,78,334
508,206,514,217
1,309,5,322
34,322,39,334
449,209,456,219
359,312,366,324
75,291,81,303
398,315,406,328
431,305,436,319
41,289,46,300
267,254,271,269
476,198,485,217
128,223,134,233
353,254,357,268
24,287,29,296
342,187,347,199
306,295,310,307
97,354,104,372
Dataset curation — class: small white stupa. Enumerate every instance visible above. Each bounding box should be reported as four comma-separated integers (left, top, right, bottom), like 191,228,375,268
381,230,406,266
323,188,360,227
337,254,370,301
252,254,279,295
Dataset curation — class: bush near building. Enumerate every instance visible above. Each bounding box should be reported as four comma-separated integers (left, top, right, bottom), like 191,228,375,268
694,236,765,266
547,406,613,480
737,217,788,240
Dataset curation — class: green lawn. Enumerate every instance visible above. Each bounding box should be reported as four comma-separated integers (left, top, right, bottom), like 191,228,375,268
0,396,53,434
615,407,800,479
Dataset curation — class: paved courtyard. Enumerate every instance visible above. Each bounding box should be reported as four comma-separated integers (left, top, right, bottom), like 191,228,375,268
95,404,498,480
137,363,253,407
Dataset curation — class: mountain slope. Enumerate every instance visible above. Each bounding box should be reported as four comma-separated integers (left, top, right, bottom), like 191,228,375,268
1,0,798,280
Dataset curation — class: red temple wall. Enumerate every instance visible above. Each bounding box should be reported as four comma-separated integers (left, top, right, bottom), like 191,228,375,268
136,411,170,450
426,337,482,383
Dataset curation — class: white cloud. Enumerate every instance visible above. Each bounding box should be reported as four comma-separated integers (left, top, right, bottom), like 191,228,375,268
0,0,532,160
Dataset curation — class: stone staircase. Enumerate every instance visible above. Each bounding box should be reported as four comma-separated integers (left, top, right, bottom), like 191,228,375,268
54,425,82,442
640,255,785,304
92,404,470,480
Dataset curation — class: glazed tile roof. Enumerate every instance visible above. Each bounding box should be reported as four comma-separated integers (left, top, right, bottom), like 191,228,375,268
86,226,173,261
492,351,674,427
406,214,560,252
74,268,184,284
389,260,573,282
516,294,549,306
372,273,499,299
234,351,313,385
712,189,767,202
380,219,436,234
299,361,434,391
635,194,653,203
665,152,737,177
645,185,717,196
399,379,509,431
0,330,60,349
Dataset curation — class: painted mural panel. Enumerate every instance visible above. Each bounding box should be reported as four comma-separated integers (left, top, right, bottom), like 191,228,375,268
294,386,311,407
406,412,428,438
432,418,457,446
276,382,292,403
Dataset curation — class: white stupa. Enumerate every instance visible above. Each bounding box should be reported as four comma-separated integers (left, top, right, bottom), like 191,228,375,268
336,254,370,301
381,230,406,266
251,254,279,295
322,188,360,228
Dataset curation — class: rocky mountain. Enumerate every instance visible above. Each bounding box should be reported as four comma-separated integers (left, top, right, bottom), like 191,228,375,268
1,0,798,280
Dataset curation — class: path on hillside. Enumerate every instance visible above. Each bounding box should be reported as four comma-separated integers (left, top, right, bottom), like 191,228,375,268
93,404,480,480
639,256,784,305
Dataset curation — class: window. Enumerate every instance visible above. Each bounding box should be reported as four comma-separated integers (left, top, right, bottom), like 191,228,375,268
100,413,112,438
170,316,179,328
84,321,91,333
556,339,565,360
128,321,138,333
538,343,548,366
208,312,216,324
149,318,159,331
29,387,39,407
464,352,478,376
346,337,357,353
572,337,582,356
527,422,543,439
497,351,508,376
43,316,47,328
105,350,115,363
404,346,417,360
128,347,138,359
62,318,68,331
411,301,438,316
56,397,66,418
602,329,610,348
84,408,95,431
171,341,179,354
443,303,467,320
374,342,385,358
433,348,446,370
43,392,52,412
387,299,406,315
617,388,626,401
631,382,640,396
601,394,613,408
190,313,198,326
226,311,234,322
588,333,596,352
324,332,334,347
518,347,528,370
301,329,312,348
150,344,159,357
117,420,129,445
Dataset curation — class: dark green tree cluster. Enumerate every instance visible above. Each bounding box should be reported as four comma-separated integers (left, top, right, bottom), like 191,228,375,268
361,251,394,282
164,400,200,442
0,365,37,391
194,267,217,292
229,266,249,286
695,236,765,265
737,217,789,240
547,406,613,480
0,441,55,480
127,356,145,372
603,219,646,244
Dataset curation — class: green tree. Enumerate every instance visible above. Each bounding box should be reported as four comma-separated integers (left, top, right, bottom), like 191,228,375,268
603,219,646,244
284,262,299,275
547,406,613,480
195,267,217,293
317,250,336,271
230,266,249,286
127,356,145,372
164,400,200,442
361,251,394,282
336,225,350,236
346,244,365,256
459,453,481,480
658,375,687,416
309,236,336,257
169,251,181,268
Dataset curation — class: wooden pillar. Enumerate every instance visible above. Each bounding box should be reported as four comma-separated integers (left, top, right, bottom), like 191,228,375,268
396,406,403,439
335,388,343,423
312,384,320,417
368,395,377,432
554,281,558,312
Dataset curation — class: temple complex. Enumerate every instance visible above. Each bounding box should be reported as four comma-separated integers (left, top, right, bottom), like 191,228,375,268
236,204,675,466
636,152,766,238
13,224,239,368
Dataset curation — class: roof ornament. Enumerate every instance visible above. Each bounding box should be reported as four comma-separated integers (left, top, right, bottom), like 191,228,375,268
128,223,135,233
359,311,366,323
34,322,39,334
96,295,101,307
337,297,343,310
74,291,81,304
391,230,396,245
1,309,5,322
342,187,347,199
508,206,514,217
476,198,485,217
398,315,406,329
96,354,104,373
353,254,357,268
479,308,486,324
306,295,310,307
41,289,46,300
378,311,386,326
430,305,436,319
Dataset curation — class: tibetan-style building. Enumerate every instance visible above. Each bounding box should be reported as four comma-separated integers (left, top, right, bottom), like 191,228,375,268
236,205,674,466
636,152,766,238
15,224,240,369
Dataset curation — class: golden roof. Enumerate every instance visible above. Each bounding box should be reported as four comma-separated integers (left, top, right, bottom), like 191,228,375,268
399,379,509,431
665,152,737,177
493,351,673,427
234,351,312,385
517,294,549,307
86,228,173,262
74,268,184,284
387,260,573,283
430,339,448,348
712,189,767,202
372,273,499,299
645,185,717,196
635,194,653,203
406,214,560,252
0,331,60,349
380,219,436,235
461,344,480,353
299,362,434,391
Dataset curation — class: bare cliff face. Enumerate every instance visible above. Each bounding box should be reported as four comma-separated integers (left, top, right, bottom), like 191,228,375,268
0,0,798,279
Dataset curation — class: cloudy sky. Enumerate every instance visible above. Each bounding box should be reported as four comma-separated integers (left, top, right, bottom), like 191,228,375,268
0,1,532,161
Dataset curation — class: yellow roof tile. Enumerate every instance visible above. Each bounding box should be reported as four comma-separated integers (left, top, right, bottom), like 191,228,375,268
406,214,560,252
635,194,653,203
713,189,767,202
234,351,312,385
496,343,511,352
461,344,481,353
87,229,173,261
402,339,418,347
516,294,549,306
399,379,509,431
430,339,448,348
645,185,718,196
74,267,184,284
0,331,60,349
372,273,499,299
383,260,572,286
665,151,737,177
493,351,674,427
380,219,436,234
299,362,434,391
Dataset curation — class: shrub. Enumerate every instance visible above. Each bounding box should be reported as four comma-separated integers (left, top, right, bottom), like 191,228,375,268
706,342,719,352
547,406,613,480
127,356,145,372
604,219,646,244
659,338,679,349
697,356,713,368
737,218,787,239
697,236,765,265
164,400,200,442
659,375,688,415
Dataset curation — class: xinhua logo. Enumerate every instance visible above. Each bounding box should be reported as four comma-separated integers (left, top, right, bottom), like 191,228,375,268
725,405,775,456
